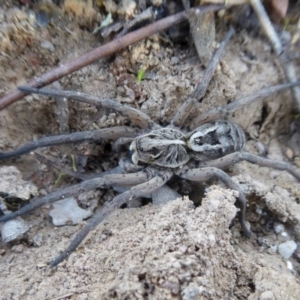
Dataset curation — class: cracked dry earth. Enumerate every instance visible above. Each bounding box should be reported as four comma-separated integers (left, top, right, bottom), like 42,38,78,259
1,2,300,300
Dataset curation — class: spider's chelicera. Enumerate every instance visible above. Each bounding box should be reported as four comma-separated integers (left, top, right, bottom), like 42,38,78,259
1,29,300,267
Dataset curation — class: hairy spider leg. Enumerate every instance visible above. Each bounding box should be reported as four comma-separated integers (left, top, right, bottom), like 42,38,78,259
18,86,160,130
170,28,234,128
191,81,300,129
50,169,173,267
198,151,300,181
0,127,137,160
0,171,151,223
175,166,251,237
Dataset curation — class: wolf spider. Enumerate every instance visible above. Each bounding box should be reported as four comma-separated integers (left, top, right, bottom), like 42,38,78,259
1,29,300,267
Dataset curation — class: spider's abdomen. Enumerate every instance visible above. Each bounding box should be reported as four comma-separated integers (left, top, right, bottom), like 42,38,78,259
188,121,246,161
130,128,190,168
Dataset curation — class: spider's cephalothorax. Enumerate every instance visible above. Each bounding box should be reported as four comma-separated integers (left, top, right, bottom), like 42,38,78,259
130,127,188,168
130,121,246,168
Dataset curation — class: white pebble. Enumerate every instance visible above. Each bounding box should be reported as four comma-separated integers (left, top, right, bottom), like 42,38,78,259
40,40,55,52
286,260,293,271
260,290,275,300
274,223,284,234
256,205,263,215
1,218,29,242
267,244,277,255
278,240,297,259
49,197,93,226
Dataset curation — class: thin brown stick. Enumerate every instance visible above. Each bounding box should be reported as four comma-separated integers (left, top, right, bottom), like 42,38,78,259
250,0,300,111
0,5,223,111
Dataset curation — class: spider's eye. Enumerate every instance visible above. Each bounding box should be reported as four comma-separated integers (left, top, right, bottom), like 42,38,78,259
150,147,160,156
194,138,203,146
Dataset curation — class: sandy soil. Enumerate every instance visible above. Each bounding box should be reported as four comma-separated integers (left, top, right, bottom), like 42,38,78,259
0,1,300,299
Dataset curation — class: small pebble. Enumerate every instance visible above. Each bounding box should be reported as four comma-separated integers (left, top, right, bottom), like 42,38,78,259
170,56,180,65
12,244,24,253
267,244,277,255
39,189,48,196
278,240,297,259
286,147,294,160
49,197,93,226
33,234,44,247
260,290,275,300
36,263,47,268
256,205,263,215
274,223,284,234
286,260,293,271
1,218,29,243
40,40,55,52
257,237,269,247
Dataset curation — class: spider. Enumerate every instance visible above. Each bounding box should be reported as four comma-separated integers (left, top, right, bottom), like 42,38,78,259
0,29,300,267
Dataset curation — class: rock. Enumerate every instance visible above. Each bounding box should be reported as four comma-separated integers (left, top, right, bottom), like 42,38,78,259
49,197,93,226
260,290,275,300
274,223,284,234
278,240,297,259
40,40,55,52
12,244,24,253
1,218,29,243
0,166,38,200
152,185,180,205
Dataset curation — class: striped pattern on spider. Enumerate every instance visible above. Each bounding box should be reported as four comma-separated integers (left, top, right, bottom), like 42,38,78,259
1,28,300,267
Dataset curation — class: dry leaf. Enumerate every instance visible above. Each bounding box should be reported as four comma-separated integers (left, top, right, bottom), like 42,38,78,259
264,0,289,23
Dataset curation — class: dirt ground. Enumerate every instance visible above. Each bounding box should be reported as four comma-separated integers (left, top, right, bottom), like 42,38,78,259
1,1,300,299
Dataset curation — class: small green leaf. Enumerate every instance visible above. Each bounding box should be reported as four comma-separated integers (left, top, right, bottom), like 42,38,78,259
55,171,64,186
137,69,145,82
70,154,77,172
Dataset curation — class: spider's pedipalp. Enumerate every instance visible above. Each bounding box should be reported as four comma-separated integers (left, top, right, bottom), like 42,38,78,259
18,86,160,130
0,126,136,160
175,166,251,237
198,151,300,182
50,169,172,267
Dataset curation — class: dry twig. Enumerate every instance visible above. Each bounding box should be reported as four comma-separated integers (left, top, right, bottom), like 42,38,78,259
0,5,223,111
250,0,300,111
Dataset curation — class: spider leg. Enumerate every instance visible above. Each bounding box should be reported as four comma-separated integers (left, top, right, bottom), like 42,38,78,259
0,126,137,160
175,166,251,237
118,157,144,173
190,81,300,129
0,171,150,223
18,86,160,130
170,28,234,128
113,137,135,152
50,169,173,267
198,151,300,182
